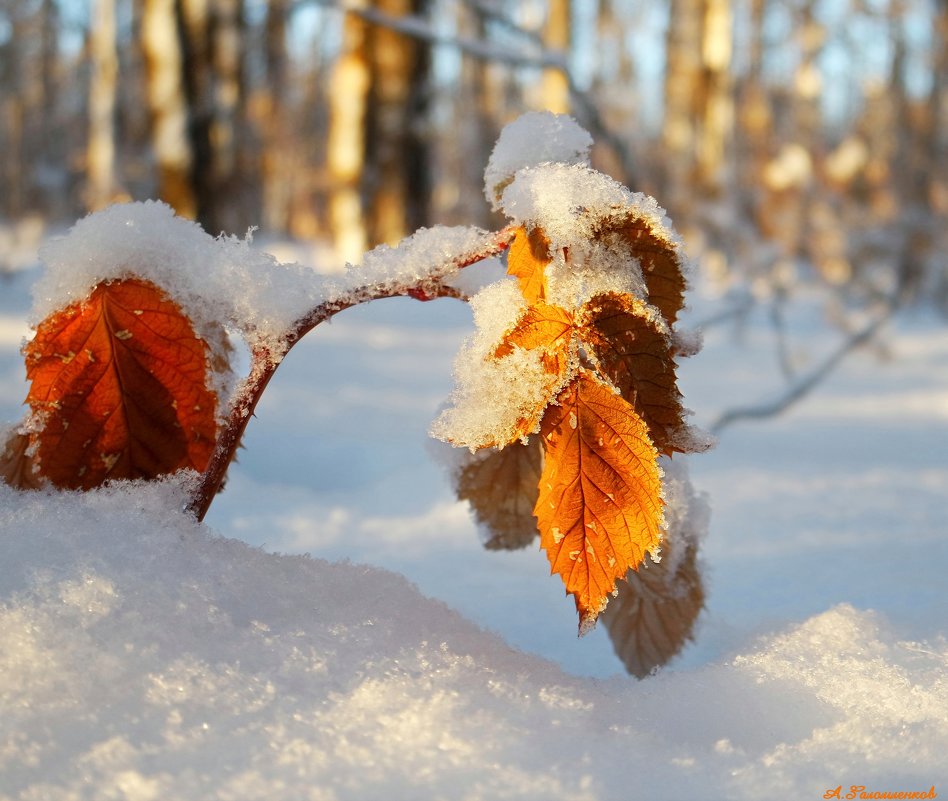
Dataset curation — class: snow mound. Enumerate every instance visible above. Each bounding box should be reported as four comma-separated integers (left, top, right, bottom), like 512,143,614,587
483,112,592,210
1,480,945,799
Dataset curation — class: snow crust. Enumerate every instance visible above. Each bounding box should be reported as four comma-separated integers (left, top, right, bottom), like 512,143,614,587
1,479,945,799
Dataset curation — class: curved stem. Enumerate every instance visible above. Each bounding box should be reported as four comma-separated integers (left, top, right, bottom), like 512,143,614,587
188,227,515,521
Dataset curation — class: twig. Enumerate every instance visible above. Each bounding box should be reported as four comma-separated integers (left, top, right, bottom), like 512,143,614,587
188,226,515,520
709,307,893,434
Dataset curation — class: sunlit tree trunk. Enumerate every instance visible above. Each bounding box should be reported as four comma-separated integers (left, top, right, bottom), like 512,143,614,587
541,0,571,114
327,10,370,262
142,0,197,217
697,0,733,193
661,0,703,211
86,0,119,210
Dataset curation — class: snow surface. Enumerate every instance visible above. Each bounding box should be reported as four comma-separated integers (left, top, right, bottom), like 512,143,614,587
2,478,946,800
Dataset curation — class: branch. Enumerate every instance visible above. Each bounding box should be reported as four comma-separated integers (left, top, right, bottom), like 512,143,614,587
709,308,893,434
188,226,515,521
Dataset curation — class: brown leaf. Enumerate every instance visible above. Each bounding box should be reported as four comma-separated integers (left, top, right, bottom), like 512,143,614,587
19,278,218,489
455,438,542,551
507,225,552,304
594,212,686,326
0,429,42,489
535,370,663,629
581,292,690,455
600,539,705,678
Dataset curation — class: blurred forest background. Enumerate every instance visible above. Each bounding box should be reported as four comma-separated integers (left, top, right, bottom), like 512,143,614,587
0,0,946,332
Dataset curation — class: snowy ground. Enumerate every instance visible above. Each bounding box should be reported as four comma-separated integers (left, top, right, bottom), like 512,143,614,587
1,246,947,797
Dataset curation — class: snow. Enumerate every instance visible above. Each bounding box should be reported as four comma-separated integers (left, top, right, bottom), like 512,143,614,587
430,279,571,448
1,477,945,799
32,202,495,355
483,111,592,210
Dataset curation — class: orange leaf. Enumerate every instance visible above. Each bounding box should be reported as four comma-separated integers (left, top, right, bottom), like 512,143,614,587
454,437,542,551
535,369,663,630
581,293,689,455
507,225,552,304
594,213,686,326
494,302,574,363
490,301,575,444
21,278,218,489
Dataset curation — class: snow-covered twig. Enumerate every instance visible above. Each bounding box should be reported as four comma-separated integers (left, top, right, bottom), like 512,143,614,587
188,226,515,521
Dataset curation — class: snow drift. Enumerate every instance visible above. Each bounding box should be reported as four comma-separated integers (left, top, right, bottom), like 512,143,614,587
1,478,945,800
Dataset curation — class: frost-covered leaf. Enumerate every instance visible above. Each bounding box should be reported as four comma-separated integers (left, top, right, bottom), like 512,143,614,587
20,278,218,489
601,539,704,678
535,370,664,631
593,211,687,326
507,226,552,305
581,292,691,455
454,438,542,551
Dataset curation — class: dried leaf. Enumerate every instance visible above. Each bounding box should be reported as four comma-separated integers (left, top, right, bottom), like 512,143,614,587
582,292,689,455
595,212,686,326
601,539,704,678
535,370,663,629
20,278,218,489
455,438,542,551
507,225,552,304
0,429,42,489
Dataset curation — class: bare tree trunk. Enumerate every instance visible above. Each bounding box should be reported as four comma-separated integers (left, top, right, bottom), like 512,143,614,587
363,0,432,246
540,0,571,114
86,0,119,210
142,0,197,217
177,0,253,235
327,10,370,261
697,0,733,193
261,0,291,232
662,0,703,212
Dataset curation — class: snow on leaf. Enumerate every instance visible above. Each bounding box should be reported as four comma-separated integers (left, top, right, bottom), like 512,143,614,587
454,437,542,551
535,369,664,631
507,226,552,305
19,278,219,489
581,292,691,456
